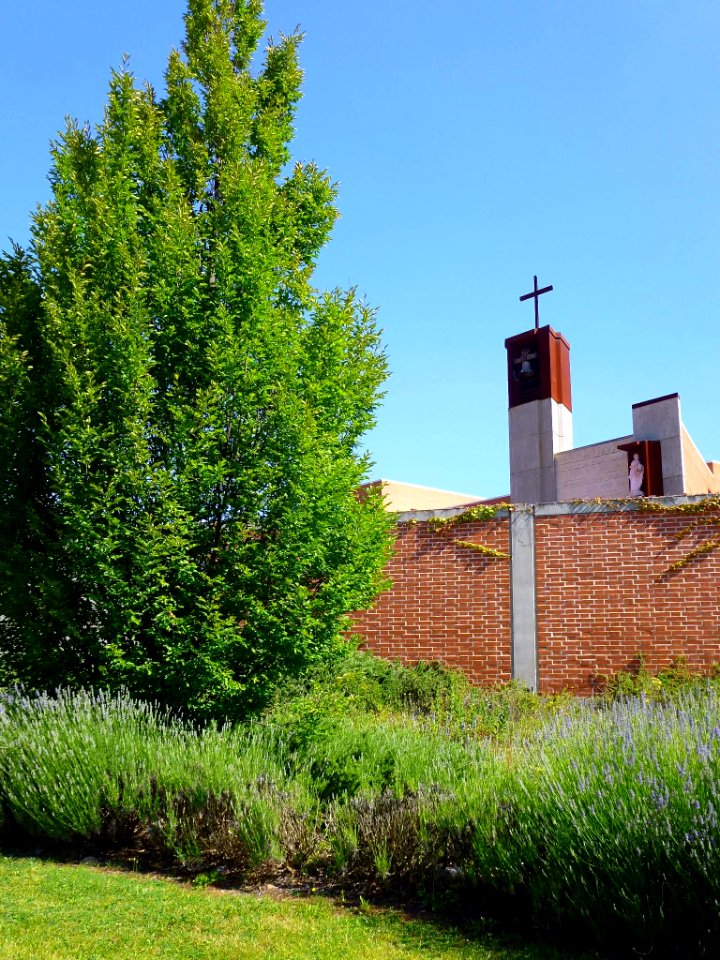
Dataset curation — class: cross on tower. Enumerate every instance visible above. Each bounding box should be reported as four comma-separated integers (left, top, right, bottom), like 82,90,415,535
519,275,553,330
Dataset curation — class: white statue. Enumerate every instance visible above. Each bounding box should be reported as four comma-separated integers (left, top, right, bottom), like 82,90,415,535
629,453,645,496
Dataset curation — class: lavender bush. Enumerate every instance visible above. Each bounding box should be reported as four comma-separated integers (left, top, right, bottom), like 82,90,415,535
0,688,309,868
506,687,720,947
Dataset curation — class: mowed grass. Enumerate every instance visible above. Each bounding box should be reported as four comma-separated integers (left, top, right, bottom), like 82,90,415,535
0,856,587,960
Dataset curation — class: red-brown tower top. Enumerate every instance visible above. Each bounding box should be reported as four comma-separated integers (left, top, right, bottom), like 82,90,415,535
504,325,572,412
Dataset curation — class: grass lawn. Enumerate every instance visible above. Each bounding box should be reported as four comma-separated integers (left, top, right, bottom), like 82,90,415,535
0,856,593,960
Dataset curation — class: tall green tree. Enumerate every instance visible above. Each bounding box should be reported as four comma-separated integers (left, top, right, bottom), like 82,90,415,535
0,0,391,718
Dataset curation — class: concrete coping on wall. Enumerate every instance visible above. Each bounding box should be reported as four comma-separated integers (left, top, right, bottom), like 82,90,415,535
395,504,511,523
395,493,715,524
534,494,714,517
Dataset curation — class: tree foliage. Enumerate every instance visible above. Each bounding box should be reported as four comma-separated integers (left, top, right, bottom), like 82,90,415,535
0,0,391,719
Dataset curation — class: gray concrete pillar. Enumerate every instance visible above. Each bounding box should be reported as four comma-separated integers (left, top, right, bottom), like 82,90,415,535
509,505,538,690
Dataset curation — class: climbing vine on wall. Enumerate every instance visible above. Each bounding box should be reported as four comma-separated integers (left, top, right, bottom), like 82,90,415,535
419,503,511,559
398,495,720,572
636,494,720,516
638,495,720,575
422,503,510,527
450,539,510,559
569,495,720,576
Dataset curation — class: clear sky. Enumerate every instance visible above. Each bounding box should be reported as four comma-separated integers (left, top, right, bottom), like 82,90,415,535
2,1,718,498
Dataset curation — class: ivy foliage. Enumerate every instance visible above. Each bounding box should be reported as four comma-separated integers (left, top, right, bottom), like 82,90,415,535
422,503,510,558
0,0,392,719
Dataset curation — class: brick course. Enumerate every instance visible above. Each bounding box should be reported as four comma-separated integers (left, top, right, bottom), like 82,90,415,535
352,518,512,685
535,510,720,693
352,505,720,694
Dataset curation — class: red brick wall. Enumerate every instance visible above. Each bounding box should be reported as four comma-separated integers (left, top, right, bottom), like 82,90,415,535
353,505,720,694
535,510,720,694
352,517,512,685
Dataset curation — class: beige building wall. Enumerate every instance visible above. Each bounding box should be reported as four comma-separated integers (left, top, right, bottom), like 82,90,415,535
682,427,720,494
363,480,483,512
555,435,633,500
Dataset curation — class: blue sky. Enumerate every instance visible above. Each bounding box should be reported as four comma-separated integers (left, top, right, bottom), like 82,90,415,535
2,1,718,498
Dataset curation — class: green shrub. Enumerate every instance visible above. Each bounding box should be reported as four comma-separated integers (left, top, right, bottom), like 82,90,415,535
598,653,720,702
271,647,470,718
269,646,568,742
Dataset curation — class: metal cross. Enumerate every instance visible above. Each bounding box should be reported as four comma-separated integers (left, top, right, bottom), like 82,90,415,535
519,275,553,330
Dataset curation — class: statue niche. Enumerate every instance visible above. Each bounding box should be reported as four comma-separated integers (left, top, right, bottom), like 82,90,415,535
618,440,664,497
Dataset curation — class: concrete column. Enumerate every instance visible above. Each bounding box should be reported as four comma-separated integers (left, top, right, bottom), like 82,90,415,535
631,393,684,495
509,398,573,504
509,505,538,690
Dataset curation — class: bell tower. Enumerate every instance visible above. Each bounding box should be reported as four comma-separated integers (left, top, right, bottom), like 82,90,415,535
505,278,572,503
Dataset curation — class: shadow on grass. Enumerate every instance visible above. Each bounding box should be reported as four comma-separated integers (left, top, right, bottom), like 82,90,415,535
0,819,609,960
